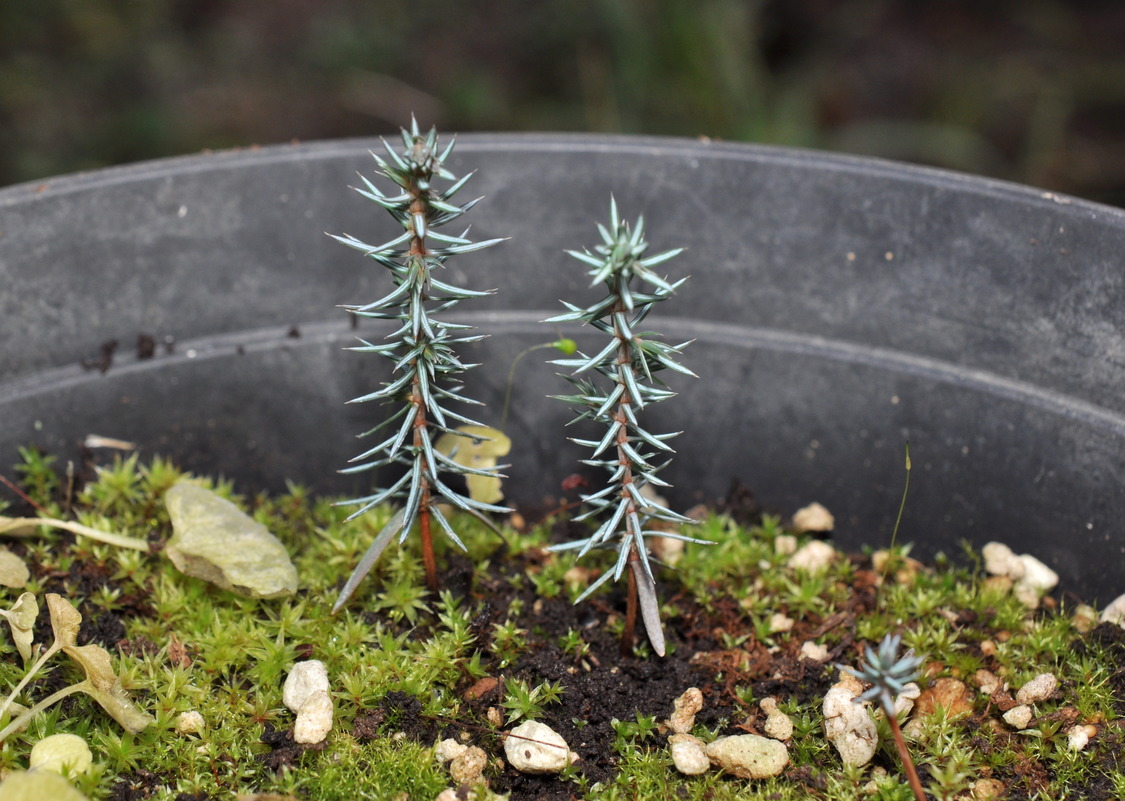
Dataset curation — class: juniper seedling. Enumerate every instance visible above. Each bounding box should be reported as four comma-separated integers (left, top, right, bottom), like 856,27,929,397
839,633,926,801
330,120,508,610
547,198,707,657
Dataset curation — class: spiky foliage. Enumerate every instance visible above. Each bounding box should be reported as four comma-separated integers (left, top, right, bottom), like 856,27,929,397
840,633,923,712
329,120,508,611
547,198,706,657
839,633,927,801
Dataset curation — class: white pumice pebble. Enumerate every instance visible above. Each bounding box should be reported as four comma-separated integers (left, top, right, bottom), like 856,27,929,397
823,676,877,766
760,697,793,741
982,543,1058,609
792,502,835,533
768,612,794,634
293,689,334,744
28,733,92,778
1014,555,1059,608
1072,604,1099,632
972,778,1007,800
504,721,576,774
902,716,926,741
669,733,710,775
434,738,467,764
1100,592,1125,626
704,734,789,778
175,710,206,736
1016,554,1058,593
650,535,685,566
972,669,1003,696
982,542,1024,579
667,687,703,734
1066,724,1093,751
284,660,330,713
1015,673,1057,705
892,682,921,718
799,641,829,661
773,534,798,555
1002,705,1033,729
449,745,488,785
787,540,836,572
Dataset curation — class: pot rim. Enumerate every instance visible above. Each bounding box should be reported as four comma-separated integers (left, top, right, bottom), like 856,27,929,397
3,133,1123,225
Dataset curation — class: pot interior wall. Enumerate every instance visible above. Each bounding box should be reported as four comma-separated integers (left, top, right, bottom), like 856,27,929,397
2,135,1123,601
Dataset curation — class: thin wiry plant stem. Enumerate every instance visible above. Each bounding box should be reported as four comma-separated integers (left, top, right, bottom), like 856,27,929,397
886,709,927,801
0,683,84,743
838,634,926,801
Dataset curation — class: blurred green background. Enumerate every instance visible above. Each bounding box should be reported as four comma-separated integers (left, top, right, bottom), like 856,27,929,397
2,0,1123,206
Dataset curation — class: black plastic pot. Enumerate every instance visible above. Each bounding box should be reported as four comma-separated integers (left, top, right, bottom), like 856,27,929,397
2,135,1123,602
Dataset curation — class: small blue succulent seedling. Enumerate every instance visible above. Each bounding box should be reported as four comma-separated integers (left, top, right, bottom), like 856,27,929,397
329,119,508,611
839,633,926,801
546,198,708,657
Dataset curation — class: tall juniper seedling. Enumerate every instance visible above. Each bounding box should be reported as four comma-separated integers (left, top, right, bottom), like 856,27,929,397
547,199,707,656
329,120,508,611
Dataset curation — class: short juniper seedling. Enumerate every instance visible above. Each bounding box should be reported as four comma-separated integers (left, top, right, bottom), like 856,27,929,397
547,198,708,657
838,633,926,801
330,120,508,610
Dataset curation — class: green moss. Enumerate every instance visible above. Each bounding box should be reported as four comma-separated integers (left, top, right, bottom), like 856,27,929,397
0,451,1120,800
294,736,451,800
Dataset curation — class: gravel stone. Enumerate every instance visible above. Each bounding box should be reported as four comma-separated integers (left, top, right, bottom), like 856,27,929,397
667,687,703,734
504,721,576,774
704,734,789,779
284,660,330,713
450,745,488,784
293,689,334,744
760,697,793,741
175,710,205,736
1100,592,1125,626
669,733,710,775
982,542,1024,579
791,502,834,533
787,540,836,572
1002,705,1033,729
1016,673,1057,705
823,679,877,766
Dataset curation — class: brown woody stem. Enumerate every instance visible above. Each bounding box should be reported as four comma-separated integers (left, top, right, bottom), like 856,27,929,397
621,547,638,658
419,497,437,592
887,709,927,801
407,190,440,593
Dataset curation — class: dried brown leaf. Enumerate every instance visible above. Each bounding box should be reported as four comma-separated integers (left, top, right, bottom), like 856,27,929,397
62,644,117,693
0,515,147,551
1,592,39,662
0,517,40,537
62,642,154,733
0,548,29,589
45,594,81,649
